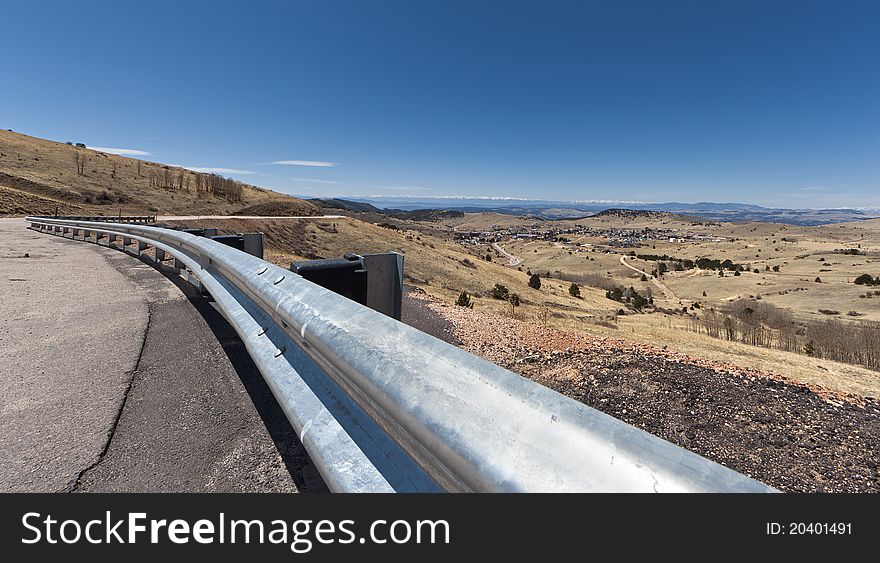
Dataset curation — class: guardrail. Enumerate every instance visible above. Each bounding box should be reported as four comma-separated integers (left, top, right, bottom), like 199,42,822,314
26,216,777,493
47,215,156,224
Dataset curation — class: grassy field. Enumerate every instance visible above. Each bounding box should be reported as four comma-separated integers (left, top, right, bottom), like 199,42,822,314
0,130,317,216
496,217,880,324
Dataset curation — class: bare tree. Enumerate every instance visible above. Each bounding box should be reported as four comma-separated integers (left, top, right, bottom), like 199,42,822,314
538,306,550,326
73,151,86,175
508,293,520,317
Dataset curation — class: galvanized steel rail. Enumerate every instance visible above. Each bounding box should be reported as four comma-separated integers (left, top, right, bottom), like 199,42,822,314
26,216,778,493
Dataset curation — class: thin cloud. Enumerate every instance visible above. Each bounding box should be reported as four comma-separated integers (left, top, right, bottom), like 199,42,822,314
185,167,254,175
167,164,254,174
291,177,341,184
267,160,337,167
88,146,151,156
797,186,830,192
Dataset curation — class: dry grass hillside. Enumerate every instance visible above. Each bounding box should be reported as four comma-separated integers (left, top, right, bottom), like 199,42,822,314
0,130,318,217
169,216,621,319
439,212,547,231
169,214,880,398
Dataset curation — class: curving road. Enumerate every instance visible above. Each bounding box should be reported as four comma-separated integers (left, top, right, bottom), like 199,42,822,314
492,242,522,267
0,218,320,492
619,255,680,302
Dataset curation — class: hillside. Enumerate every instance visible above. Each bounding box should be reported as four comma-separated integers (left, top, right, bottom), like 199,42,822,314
166,215,618,316
410,292,880,493
0,130,318,216
591,208,697,222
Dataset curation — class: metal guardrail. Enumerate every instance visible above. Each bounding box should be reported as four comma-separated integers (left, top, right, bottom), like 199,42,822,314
26,216,778,493
48,215,156,224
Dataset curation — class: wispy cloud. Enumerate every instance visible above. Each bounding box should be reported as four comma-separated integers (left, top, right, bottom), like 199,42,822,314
291,177,341,185
185,167,254,175
266,160,337,167
166,164,254,175
88,146,151,156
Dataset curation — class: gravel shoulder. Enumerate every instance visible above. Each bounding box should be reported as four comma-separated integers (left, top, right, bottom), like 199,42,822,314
411,292,880,493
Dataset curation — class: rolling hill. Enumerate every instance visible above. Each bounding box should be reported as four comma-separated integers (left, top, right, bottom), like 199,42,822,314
0,130,318,217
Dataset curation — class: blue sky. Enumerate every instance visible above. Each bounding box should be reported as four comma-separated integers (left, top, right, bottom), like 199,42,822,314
1,0,877,207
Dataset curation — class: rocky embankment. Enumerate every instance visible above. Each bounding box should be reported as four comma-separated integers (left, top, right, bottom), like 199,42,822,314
405,292,880,493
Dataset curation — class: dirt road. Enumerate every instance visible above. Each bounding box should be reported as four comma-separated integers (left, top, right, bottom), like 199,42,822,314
620,255,680,302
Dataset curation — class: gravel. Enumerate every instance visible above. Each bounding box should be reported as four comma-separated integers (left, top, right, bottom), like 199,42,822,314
411,292,880,493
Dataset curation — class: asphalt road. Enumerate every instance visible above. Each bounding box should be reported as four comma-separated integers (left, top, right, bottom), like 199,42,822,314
492,242,522,267
0,218,320,492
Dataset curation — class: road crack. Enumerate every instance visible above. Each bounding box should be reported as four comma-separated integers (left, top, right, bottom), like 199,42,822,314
67,303,154,492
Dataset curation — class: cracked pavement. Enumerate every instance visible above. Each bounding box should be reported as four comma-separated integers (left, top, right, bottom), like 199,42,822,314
0,218,320,492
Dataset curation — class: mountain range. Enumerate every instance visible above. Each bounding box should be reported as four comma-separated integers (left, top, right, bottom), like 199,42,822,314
332,196,880,226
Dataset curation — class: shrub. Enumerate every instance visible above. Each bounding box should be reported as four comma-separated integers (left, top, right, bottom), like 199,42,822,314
631,292,649,310
734,270,741,276
455,292,474,308
854,274,880,286
490,283,509,300
528,273,541,289
814,277,821,283
508,293,520,314
640,274,647,281
772,265,780,272
568,283,580,298
804,341,815,356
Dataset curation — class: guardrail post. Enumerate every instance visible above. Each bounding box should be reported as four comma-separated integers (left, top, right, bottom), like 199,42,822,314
123,236,132,247
364,252,404,320
72,228,80,238
155,248,166,263
243,233,265,259
107,233,117,247
138,241,148,253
